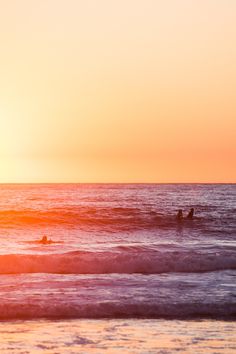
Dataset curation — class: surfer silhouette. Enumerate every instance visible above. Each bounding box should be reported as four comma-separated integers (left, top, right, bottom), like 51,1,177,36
176,209,184,220
187,208,194,219
39,235,52,244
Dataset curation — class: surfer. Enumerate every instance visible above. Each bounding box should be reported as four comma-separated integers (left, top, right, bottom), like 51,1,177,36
187,208,194,219
39,235,52,244
176,209,184,220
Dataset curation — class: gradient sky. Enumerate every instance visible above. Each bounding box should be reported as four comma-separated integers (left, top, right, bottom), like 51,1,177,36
0,0,235,182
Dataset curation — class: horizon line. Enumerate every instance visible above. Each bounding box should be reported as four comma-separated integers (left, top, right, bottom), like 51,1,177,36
0,182,235,185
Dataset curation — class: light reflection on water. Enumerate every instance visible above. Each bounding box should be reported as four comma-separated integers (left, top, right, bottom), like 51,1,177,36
0,319,235,353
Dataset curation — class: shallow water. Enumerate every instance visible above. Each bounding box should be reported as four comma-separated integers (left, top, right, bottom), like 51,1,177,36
0,319,235,353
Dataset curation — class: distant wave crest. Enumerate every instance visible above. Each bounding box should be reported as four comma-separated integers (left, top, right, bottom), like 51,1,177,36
0,207,216,231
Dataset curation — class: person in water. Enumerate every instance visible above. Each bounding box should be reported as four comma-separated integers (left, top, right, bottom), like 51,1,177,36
39,235,52,244
176,209,184,220
187,208,194,219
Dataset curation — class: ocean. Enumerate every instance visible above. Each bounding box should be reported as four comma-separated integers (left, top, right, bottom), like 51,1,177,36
0,183,235,353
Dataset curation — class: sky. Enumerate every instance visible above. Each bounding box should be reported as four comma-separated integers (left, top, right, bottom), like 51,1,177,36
0,0,235,182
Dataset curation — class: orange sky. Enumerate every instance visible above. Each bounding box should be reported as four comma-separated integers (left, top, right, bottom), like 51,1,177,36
0,0,235,182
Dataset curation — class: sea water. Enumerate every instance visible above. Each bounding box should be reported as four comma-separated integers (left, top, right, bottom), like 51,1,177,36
0,183,235,352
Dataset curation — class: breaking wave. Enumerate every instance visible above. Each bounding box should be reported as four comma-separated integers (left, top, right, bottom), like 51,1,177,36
0,271,235,320
0,248,235,274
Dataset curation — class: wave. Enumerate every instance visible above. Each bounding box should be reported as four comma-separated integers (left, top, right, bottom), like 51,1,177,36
0,248,235,274
0,271,235,320
0,206,225,231
0,301,235,320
